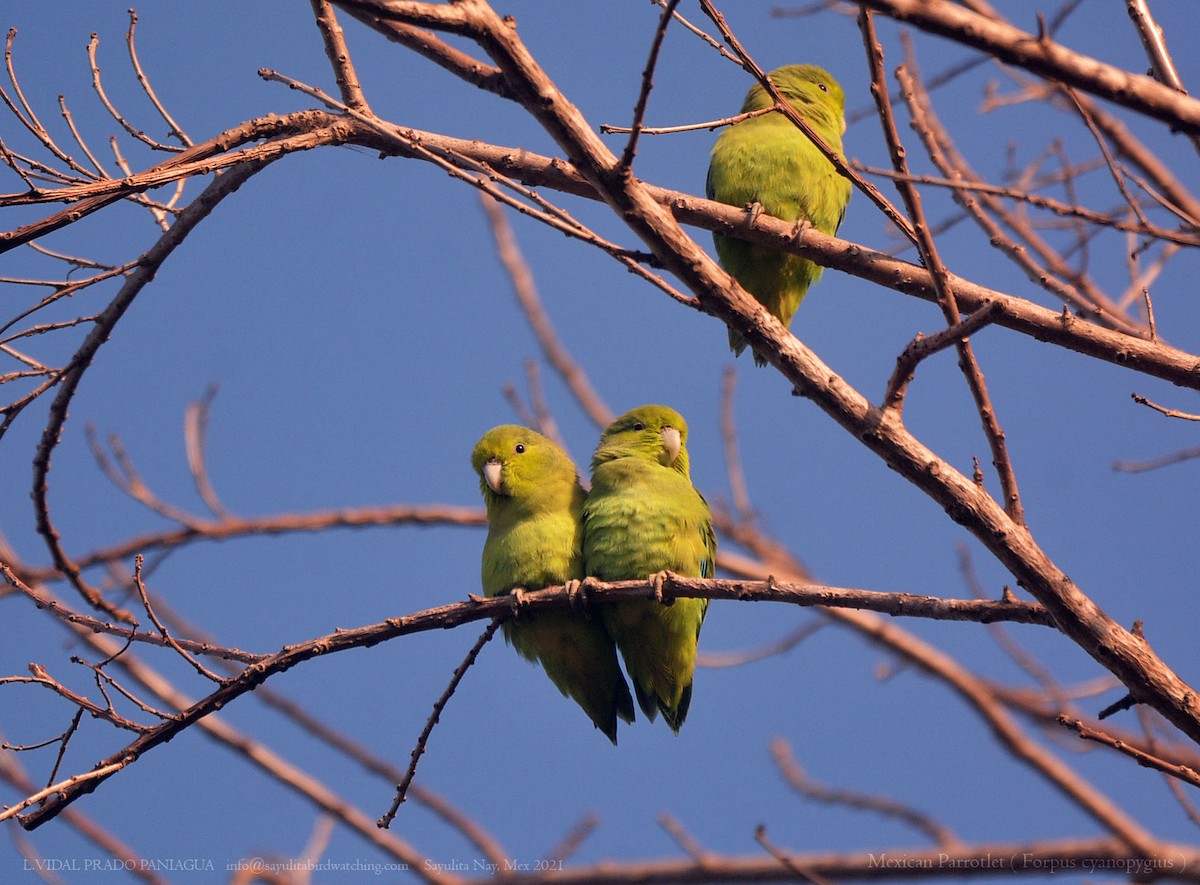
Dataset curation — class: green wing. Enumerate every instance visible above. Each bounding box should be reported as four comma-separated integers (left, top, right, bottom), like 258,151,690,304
707,65,852,365
584,456,714,732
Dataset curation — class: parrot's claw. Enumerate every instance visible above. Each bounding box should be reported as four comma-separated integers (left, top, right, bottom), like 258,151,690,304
650,570,675,606
744,201,765,227
564,578,584,612
788,217,813,241
577,576,603,616
509,586,528,621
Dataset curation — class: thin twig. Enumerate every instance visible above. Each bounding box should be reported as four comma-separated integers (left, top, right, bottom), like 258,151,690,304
619,0,679,171
478,193,614,429
719,365,753,522
601,106,776,136
544,813,600,864
1142,288,1158,340
520,359,569,455
863,14,1025,524
1060,86,1152,231
1128,393,1200,421
501,382,539,431
1123,0,1200,160
1058,715,1200,789
125,9,190,148
183,384,230,519
1,669,145,734
16,504,487,585
0,762,129,824
131,555,223,682
852,162,1200,248
378,620,502,828
87,32,173,153
30,161,274,625
697,620,825,668
5,30,97,178
56,94,106,177
771,737,959,847
261,67,697,311
648,0,740,62
0,753,166,884
958,543,1074,720
858,0,1200,135
883,302,1001,411
1112,445,1200,474
755,824,838,885
658,813,710,861
897,39,1145,336
1137,706,1200,828
309,0,371,113
86,426,205,528
60,613,441,875
243,683,509,864
72,655,176,722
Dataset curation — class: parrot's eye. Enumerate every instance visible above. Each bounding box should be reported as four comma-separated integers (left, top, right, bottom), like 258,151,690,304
633,422,645,431
818,82,828,92
514,443,526,454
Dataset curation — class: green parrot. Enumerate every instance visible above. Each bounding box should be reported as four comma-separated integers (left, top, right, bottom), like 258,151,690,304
583,405,715,733
706,64,852,366
472,425,635,743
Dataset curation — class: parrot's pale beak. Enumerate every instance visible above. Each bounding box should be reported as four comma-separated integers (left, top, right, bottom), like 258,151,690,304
483,460,504,495
661,426,682,466
841,115,847,137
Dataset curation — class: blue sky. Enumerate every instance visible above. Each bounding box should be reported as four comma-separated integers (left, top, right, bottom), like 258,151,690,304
2,1,1200,879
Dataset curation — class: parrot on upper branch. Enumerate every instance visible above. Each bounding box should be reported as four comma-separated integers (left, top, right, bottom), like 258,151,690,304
706,64,852,366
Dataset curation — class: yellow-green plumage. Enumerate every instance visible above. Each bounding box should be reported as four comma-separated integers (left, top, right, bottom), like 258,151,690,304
706,64,852,366
472,425,635,743
583,406,715,733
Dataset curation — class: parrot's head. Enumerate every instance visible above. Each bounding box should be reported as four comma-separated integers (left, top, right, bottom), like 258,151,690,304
591,405,691,478
743,64,846,137
471,425,579,514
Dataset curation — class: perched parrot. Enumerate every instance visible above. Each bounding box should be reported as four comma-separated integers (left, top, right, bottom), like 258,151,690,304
706,64,852,365
472,425,635,743
583,405,715,733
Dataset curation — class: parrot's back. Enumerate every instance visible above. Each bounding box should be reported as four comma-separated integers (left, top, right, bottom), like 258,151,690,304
584,457,712,732
707,111,850,363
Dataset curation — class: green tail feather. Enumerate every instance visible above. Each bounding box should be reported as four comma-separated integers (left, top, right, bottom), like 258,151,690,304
728,327,770,368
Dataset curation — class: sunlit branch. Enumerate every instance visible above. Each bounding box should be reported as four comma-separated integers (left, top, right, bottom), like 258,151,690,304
10,573,1054,827
478,194,614,429
30,161,276,624
859,0,1200,135
771,738,959,847
1058,715,1200,789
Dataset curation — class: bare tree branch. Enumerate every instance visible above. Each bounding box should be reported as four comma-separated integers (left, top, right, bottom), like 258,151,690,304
6,1,1200,872
859,0,1200,134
